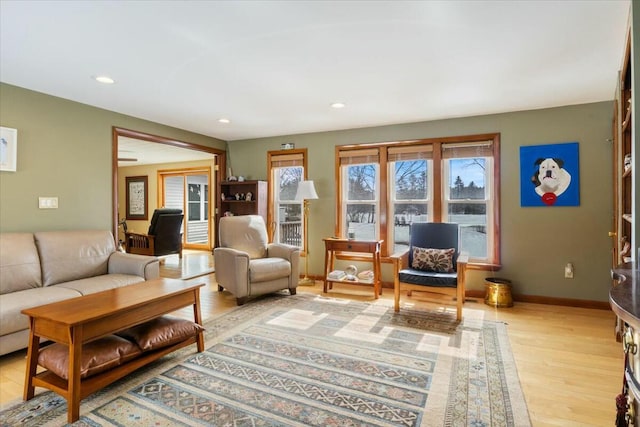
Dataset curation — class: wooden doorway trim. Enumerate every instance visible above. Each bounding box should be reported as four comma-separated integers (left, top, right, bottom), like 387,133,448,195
111,127,225,241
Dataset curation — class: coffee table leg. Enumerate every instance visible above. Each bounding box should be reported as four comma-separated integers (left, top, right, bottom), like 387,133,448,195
23,318,39,400
67,326,82,423
193,290,205,352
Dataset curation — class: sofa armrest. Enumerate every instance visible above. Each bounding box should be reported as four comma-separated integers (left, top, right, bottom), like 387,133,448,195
391,248,410,274
213,248,250,295
267,243,301,288
108,252,160,280
267,243,299,261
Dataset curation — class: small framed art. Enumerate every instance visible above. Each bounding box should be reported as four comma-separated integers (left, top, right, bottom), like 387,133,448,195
126,176,148,220
0,127,18,172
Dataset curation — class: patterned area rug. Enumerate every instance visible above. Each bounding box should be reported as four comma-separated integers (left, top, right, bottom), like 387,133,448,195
0,293,530,426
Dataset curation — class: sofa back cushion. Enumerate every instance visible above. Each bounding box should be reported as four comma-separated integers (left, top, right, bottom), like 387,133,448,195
0,233,42,295
35,230,116,287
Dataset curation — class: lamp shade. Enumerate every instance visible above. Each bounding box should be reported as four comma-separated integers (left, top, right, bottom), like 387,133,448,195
295,180,319,201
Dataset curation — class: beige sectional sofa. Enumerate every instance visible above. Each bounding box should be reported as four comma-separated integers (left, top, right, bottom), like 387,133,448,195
0,230,160,356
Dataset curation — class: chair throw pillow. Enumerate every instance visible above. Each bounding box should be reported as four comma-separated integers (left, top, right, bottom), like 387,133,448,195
411,247,455,273
116,316,204,352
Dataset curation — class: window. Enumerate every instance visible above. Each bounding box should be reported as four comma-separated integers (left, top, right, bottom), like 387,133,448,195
343,163,379,241
337,134,500,267
267,149,307,249
187,182,208,222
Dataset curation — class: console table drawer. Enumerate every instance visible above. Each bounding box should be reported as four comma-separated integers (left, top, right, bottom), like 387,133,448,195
325,239,379,253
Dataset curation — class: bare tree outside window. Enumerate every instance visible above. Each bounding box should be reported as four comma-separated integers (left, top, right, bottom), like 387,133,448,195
275,166,303,246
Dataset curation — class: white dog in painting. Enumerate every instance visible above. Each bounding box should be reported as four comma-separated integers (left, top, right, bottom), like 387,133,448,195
531,158,571,197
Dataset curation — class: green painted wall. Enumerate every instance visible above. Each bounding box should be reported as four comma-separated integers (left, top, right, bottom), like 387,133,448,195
0,83,225,233
0,82,619,302
230,101,615,302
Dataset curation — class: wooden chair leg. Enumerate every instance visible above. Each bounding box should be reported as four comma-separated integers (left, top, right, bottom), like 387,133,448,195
394,282,401,312
456,286,463,320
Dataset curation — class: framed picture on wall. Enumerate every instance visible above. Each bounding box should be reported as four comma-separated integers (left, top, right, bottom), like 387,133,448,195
126,176,148,220
0,126,18,172
519,141,580,207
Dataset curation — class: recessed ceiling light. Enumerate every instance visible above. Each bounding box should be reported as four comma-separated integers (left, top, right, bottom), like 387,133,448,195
330,102,346,109
93,75,115,84
218,118,231,124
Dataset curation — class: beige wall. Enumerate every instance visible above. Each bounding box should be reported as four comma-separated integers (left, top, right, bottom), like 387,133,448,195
229,101,615,302
0,83,225,233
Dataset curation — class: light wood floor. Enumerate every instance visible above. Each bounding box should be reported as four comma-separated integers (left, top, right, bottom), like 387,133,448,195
0,252,622,426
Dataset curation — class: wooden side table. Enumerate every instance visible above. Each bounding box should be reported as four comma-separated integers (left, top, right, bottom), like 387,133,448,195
323,238,383,298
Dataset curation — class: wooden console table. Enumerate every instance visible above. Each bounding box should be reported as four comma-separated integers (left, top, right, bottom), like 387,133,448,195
323,238,383,298
22,278,205,423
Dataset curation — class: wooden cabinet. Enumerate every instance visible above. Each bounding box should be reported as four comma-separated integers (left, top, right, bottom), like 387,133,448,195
613,29,633,265
219,180,267,221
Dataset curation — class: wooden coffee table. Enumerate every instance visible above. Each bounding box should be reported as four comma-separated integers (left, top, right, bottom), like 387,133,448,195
22,278,205,423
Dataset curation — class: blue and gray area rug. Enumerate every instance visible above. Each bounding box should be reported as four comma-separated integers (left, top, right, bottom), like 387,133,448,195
1,293,530,426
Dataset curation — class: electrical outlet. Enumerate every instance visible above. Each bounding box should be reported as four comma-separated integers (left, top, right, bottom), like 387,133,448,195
564,263,574,279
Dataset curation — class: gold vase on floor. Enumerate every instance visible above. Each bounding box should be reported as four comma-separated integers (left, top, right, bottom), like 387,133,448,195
484,278,513,308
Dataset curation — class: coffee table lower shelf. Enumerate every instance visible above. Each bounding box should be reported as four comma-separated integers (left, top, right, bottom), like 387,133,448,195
31,336,198,402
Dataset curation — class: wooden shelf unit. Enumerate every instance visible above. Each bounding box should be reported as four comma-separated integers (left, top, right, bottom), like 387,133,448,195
613,29,633,266
219,180,267,221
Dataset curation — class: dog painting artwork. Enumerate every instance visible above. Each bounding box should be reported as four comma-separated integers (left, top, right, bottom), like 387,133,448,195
520,142,579,207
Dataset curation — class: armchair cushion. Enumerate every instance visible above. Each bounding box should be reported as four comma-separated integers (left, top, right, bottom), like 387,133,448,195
398,268,458,288
411,247,455,273
250,258,292,283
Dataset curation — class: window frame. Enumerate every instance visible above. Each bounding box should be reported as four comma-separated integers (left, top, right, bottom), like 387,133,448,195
335,133,501,269
267,149,308,251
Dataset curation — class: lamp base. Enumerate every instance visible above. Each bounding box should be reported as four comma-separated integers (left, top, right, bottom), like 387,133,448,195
298,276,316,286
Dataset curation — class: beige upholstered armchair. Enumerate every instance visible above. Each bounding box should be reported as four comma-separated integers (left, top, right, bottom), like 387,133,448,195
214,215,300,305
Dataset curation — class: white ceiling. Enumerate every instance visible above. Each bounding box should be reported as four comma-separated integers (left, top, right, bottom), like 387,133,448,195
0,1,632,144
117,136,215,167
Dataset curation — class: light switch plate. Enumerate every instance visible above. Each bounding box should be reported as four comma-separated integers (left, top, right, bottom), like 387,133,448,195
38,197,58,209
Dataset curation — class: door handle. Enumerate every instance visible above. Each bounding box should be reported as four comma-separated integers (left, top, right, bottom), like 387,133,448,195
608,231,617,237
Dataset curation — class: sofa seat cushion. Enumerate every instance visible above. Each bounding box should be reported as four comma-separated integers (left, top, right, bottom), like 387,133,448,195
398,268,458,288
116,316,204,351
0,287,82,336
38,335,142,380
0,233,42,295
249,258,291,283
54,274,146,295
